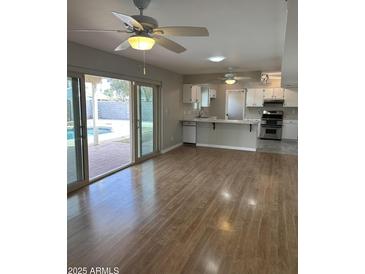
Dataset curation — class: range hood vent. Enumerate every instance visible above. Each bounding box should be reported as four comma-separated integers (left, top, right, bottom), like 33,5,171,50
263,99,284,106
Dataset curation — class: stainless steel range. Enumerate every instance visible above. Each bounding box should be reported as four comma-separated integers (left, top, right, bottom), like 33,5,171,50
260,110,283,140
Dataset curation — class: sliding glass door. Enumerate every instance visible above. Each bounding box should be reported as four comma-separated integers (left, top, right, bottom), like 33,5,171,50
67,73,88,189
135,83,159,160
67,73,160,192
84,74,132,180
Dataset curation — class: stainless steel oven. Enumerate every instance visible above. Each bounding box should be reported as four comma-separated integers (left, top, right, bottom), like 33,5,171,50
260,124,282,140
260,110,283,140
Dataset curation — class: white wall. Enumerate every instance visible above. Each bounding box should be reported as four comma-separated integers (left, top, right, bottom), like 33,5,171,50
68,41,183,150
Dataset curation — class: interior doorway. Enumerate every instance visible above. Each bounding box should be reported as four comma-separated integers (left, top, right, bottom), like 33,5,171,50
225,89,245,120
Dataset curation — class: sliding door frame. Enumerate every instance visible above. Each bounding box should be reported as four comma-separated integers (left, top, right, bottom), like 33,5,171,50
67,67,162,193
133,81,161,164
67,71,90,193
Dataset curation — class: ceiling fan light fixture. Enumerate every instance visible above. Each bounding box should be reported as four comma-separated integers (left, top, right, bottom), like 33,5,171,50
225,79,236,85
128,35,155,50
208,56,226,62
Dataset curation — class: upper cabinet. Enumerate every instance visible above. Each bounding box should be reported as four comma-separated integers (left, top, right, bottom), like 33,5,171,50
273,88,284,99
209,89,217,99
246,87,297,108
246,88,264,107
262,88,273,100
183,84,201,103
283,88,298,107
263,88,284,100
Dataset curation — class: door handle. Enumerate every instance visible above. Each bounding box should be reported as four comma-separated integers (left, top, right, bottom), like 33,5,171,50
79,125,84,138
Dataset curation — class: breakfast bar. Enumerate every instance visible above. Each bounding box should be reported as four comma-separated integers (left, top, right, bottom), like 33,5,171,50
181,118,260,151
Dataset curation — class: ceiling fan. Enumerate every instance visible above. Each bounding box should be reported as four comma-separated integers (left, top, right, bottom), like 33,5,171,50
69,0,209,53
217,68,252,85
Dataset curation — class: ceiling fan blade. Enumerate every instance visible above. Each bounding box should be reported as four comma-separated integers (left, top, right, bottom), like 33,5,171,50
114,39,130,51
235,76,252,80
152,35,186,53
112,11,144,31
204,79,223,84
69,29,129,33
153,26,209,36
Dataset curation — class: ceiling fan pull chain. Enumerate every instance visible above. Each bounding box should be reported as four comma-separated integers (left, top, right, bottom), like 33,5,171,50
143,50,146,75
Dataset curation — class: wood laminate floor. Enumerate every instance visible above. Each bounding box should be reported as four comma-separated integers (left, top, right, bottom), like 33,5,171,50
68,145,298,274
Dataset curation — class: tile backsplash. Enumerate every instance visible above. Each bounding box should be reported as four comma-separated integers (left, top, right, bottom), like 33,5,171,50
183,104,211,118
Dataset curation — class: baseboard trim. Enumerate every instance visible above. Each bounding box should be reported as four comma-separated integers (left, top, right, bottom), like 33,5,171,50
161,143,183,154
196,143,256,152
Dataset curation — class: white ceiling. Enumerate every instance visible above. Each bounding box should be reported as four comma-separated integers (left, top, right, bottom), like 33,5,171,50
68,0,287,75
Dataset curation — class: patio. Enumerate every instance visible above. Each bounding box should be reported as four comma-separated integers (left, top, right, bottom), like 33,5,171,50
86,118,132,179
67,139,131,183
88,140,131,179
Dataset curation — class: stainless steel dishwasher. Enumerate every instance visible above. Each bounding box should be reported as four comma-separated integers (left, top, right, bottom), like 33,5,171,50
182,121,197,144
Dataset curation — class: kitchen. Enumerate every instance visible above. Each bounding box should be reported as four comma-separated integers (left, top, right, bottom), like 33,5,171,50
181,72,298,155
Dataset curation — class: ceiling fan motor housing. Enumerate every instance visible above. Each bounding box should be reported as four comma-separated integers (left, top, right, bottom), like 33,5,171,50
133,0,151,10
131,15,158,30
225,73,235,79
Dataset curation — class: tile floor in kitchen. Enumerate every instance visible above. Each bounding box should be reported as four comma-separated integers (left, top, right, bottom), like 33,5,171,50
257,138,298,155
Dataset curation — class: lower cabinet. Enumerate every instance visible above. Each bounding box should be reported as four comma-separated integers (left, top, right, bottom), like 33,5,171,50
282,120,298,140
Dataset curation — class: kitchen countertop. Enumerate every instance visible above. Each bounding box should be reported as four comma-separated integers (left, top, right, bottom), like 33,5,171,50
181,118,260,125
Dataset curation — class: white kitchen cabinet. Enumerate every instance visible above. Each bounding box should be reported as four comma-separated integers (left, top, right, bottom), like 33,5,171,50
183,84,201,103
263,88,284,100
246,88,264,107
209,89,216,98
282,120,298,140
263,88,274,100
283,88,298,107
273,88,284,99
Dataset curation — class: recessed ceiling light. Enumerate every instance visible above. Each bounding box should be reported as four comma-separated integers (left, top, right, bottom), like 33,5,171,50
208,56,225,62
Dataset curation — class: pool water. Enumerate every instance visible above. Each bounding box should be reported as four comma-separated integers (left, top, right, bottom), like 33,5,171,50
67,127,112,140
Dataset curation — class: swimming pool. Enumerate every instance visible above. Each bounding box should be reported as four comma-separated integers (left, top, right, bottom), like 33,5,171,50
67,127,112,140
